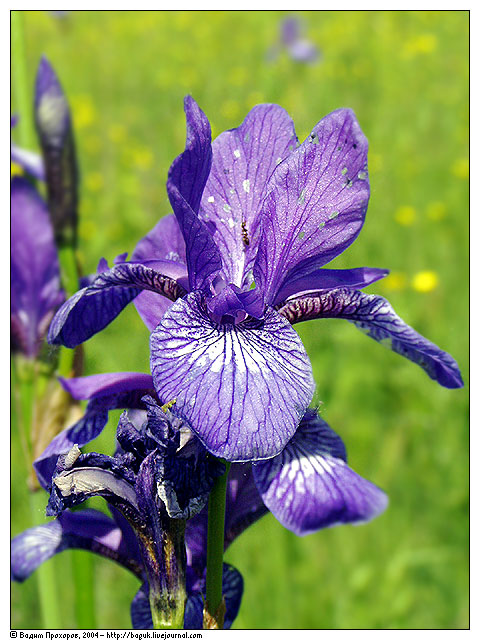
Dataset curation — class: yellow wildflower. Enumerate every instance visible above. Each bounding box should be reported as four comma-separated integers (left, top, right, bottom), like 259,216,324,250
132,146,154,171
70,95,96,130
412,271,439,293
401,33,437,59
108,124,127,144
11,162,23,177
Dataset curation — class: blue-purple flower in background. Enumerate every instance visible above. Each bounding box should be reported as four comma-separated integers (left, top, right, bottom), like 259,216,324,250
11,115,45,180
48,97,463,464
11,56,78,358
11,176,64,358
269,16,320,64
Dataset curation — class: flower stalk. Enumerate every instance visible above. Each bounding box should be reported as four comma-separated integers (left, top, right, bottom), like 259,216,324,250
144,519,187,630
204,461,231,629
11,11,36,149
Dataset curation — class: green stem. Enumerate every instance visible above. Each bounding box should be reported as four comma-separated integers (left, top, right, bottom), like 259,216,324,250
71,551,96,629
204,461,231,629
11,11,36,148
30,491,62,628
58,244,80,299
148,520,187,630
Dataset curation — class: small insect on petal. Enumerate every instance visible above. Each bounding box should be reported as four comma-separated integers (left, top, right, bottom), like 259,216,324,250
242,221,250,246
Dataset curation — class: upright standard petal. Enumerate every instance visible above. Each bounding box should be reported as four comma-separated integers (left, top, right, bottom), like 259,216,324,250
199,104,297,287
11,177,64,357
150,292,315,461
254,108,370,304
12,509,143,582
277,288,463,389
48,262,186,348
253,410,388,535
167,96,222,291
131,215,187,265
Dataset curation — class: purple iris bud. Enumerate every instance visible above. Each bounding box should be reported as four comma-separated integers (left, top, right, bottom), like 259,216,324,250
11,177,65,358
35,56,78,247
48,97,463,463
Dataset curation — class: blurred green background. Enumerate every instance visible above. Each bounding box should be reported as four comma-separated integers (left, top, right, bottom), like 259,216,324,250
11,10,468,630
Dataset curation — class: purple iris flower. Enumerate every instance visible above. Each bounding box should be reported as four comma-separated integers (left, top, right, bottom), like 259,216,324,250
11,176,64,358
12,396,242,629
48,98,463,463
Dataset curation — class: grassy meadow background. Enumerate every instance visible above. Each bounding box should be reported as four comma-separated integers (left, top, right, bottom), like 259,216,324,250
11,10,469,629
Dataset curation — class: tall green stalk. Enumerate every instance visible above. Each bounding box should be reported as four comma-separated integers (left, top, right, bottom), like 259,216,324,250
204,461,230,629
11,11,35,148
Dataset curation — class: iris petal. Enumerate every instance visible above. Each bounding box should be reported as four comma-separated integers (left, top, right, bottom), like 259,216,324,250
253,410,388,535
12,509,142,582
184,563,244,629
131,564,243,630
277,288,463,389
11,143,45,180
167,96,223,291
11,177,64,357
254,108,370,303
150,292,314,461
48,262,185,348
199,104,297,287
131,215,188,329
273,266,389,305
34,374,155,489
